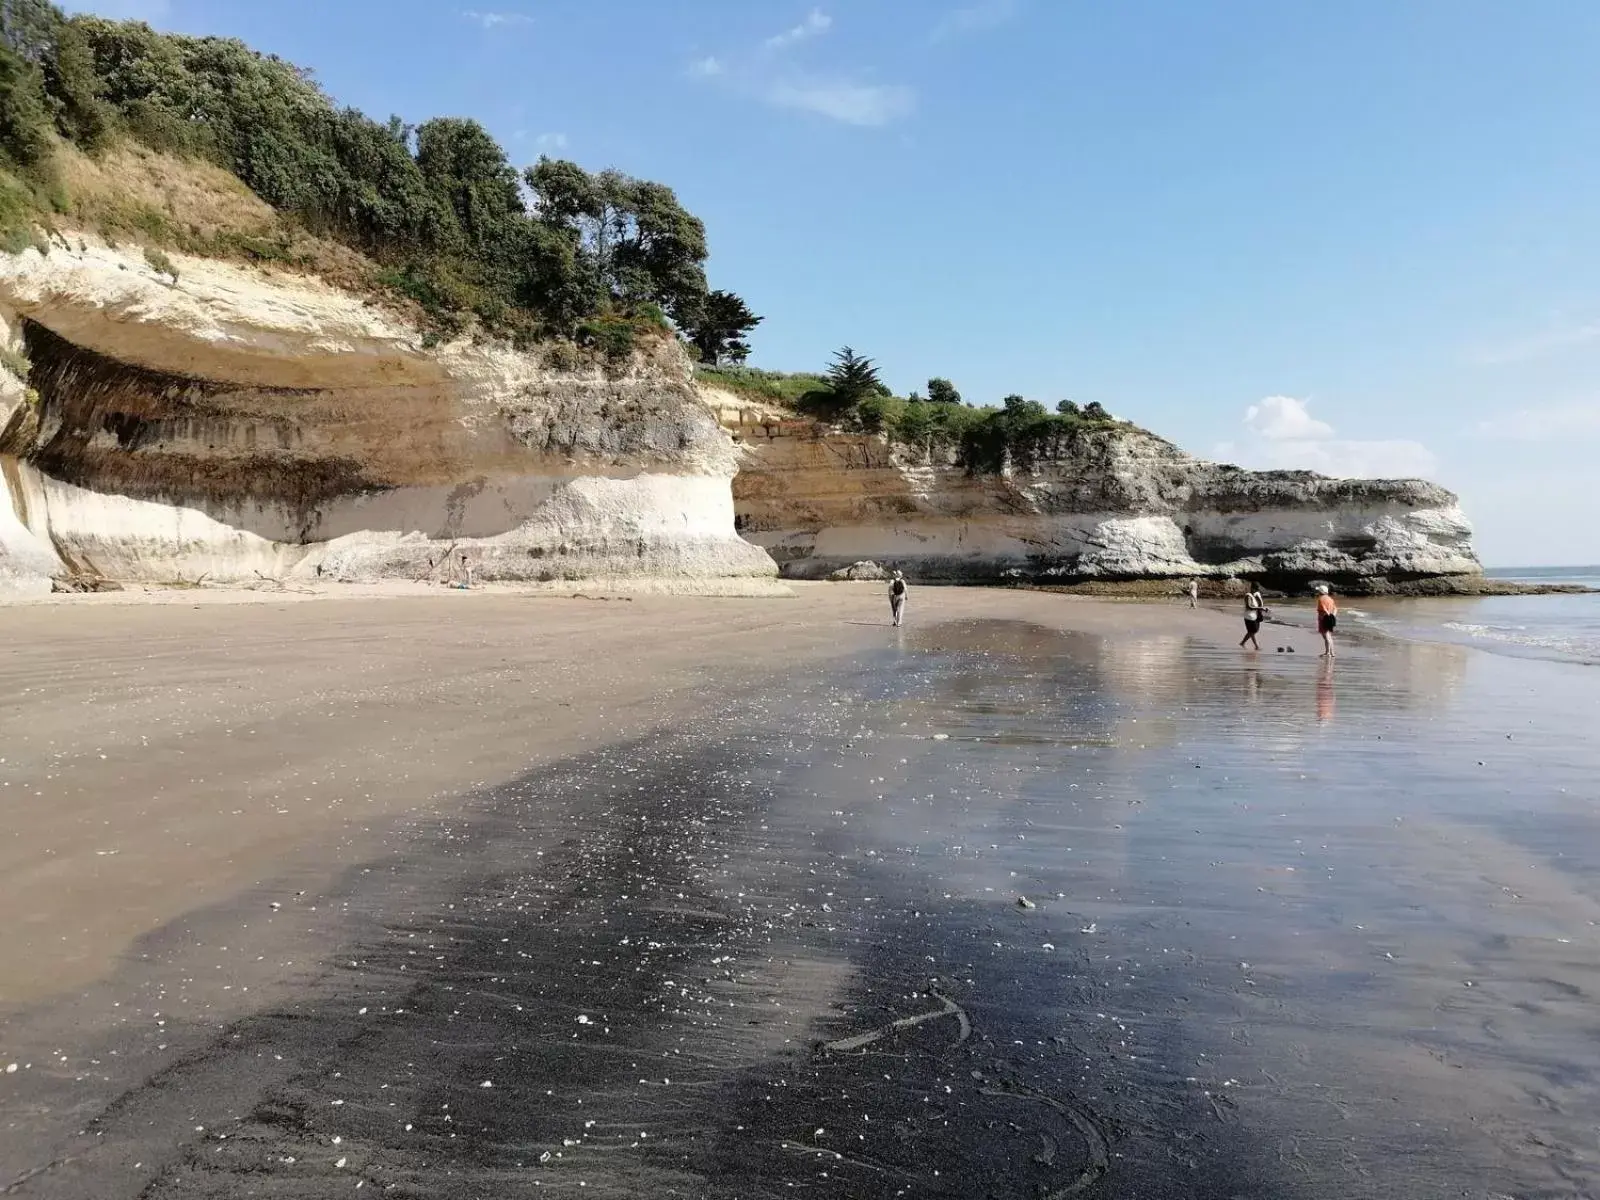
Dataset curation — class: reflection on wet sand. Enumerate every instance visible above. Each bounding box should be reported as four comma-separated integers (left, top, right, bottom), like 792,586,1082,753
853,619,1600,1195
913,617,1470,743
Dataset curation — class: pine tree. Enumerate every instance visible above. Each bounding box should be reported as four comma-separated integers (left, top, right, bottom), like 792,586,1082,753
824,346,884,407
686,289,762,364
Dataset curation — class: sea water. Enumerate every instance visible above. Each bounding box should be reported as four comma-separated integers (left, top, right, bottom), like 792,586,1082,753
1346,565,1600,665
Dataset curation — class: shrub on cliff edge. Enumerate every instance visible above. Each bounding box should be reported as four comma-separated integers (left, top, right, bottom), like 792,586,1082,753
0,341,30,381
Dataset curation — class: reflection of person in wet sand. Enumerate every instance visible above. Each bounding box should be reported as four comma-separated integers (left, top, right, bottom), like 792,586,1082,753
1316,585,1338,657
1317,656,1336,722
1240,583,1266,650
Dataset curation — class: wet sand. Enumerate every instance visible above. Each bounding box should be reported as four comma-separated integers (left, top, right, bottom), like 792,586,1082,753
2,585,1597,1197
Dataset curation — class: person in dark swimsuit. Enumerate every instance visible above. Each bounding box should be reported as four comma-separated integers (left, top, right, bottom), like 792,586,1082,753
1240,584,1265,649
889,570,907,627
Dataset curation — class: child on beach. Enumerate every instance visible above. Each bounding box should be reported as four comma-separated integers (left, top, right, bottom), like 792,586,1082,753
1316,585,1338,657
889,570,908,627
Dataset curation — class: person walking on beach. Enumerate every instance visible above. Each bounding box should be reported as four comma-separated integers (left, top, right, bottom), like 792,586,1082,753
1240,583,1266,649
1316,584,1338,657
1188,579,1199,608
889,570,908,627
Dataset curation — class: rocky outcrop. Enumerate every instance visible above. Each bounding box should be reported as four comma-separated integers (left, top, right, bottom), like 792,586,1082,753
727,417,1480,593
827,560,890,582
0,240,775,595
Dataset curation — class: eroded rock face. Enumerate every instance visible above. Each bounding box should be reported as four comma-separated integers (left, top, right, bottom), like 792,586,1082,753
0,240,774,593
729,417,1480,592
0,237,1482,598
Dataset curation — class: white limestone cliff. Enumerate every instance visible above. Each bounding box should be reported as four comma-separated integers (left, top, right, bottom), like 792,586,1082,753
0,240,775,595
725,415,1481,593
0,236,1486,600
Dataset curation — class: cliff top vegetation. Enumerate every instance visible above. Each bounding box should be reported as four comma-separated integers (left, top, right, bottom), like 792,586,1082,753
699,349,1141,473
0,0,1125,471
0,0,761,360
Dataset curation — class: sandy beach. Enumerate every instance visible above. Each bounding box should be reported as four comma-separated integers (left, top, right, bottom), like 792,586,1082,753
2,583,1597,1197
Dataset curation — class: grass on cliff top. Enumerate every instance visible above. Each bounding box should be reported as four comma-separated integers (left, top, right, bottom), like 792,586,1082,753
694,365,832,407
0,142,389,298
0,165,58,255
54,143,378,286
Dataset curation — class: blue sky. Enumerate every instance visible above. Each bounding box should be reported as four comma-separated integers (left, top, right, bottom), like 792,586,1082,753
66,0,1600,565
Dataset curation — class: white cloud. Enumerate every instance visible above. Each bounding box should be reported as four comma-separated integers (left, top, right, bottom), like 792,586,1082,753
1221,395,1438,480
688,11,914,128
60,0,169,19
764,77,916,127
928,0,1018,43
1243,395,1334,440
462,9,532,29
1475,401,1600,441
764,8,833,50
533,132,568,151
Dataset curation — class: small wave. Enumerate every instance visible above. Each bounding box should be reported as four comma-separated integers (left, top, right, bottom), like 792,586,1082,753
1435,622,1600,661
1346,602,1600,665
1343,607,1397,628
1443,621,1529,636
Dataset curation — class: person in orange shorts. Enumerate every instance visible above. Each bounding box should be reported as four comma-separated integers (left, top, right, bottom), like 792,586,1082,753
1315,584,1338,657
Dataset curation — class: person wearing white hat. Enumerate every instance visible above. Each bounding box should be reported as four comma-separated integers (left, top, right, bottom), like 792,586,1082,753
1315,584,1338,657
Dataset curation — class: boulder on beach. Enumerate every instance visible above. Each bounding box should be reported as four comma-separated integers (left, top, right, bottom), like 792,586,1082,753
828,561,891,582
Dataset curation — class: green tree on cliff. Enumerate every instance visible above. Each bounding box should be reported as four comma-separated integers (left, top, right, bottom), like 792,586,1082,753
0,0,58,169
524,157,709,327
1002,394,1046,418
416,117,523,250
793,346,888,420
926,377,961,405
684,289,762,365
825,346,887,404
0,40,51,169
